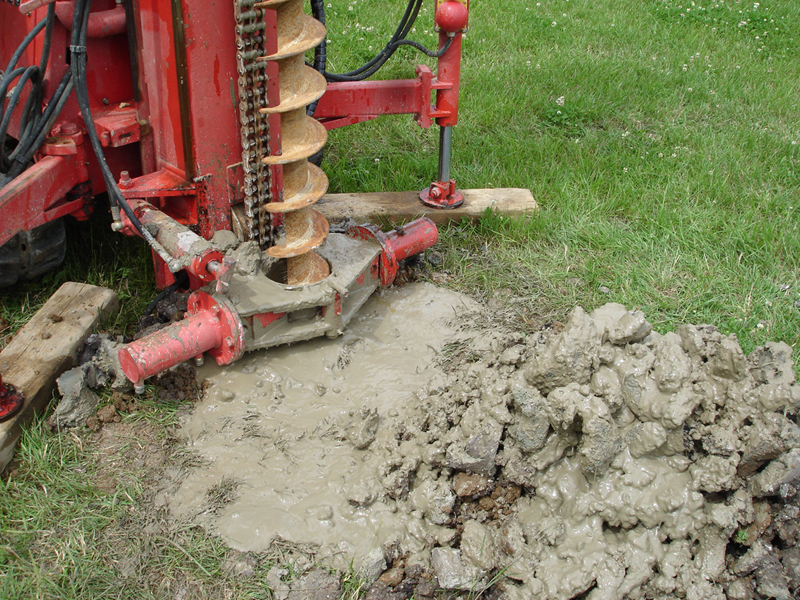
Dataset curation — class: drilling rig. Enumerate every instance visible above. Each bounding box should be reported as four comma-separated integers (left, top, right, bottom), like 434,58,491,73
0,0,470,399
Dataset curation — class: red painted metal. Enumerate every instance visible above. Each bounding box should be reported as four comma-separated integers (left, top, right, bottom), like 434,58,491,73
347,217,438,286
54,1,127,38
254,312,285,327
179,0,241,237
435,0,469,33
3,0,461,291
117,167,196,199
434,0,469,31
314,66,436,130
0,132,90,246
117,199,223,285
118,290,245,387
19,0,59,17
420,178,463,209
1,0,138,243
0,374,24,423
131,0,187,177
433,35,463,128
420,1,467,210
93,104,141,148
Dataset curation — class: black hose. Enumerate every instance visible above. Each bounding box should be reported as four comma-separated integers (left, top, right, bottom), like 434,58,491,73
306,0,327,117
17,67,43,139
38,4,56,77
327,0,421,80
319,0,447,83
69,0,174,265
392,36,453,58
0,5,58,179
0,67,40,172
0,72,72,186
142,270,189,317
1,17,48,79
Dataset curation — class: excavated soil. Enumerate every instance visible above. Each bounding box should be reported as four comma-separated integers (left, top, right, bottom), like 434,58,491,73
163,283,800,600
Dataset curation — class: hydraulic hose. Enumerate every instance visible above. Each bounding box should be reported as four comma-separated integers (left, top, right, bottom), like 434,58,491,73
306,0,326,116
0,4,58,181
312,0,448,83
326,0,422,81
68,0,177,268
0,71,72,185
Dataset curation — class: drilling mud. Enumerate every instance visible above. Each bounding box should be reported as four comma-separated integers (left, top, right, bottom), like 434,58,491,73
165,285,800,599
166,283,479,563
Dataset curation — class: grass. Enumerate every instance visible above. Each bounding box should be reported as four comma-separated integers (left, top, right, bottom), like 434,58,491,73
3,0,800,597
0,212,155,349
0,398,329,599
324,0,800,357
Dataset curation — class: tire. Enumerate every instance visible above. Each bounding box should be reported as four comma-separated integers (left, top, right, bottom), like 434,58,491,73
0,219,67,289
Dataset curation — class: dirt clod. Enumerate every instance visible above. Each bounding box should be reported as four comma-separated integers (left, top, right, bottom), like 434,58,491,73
378,566,404,587
97,405,120,423
286,569,341,600
452,472,492,498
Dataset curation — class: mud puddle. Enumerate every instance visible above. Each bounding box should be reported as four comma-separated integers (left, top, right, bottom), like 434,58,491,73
166,283,478,567
165,285,800,599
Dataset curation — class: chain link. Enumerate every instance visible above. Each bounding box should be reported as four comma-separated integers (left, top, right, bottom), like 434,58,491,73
234,0,274,249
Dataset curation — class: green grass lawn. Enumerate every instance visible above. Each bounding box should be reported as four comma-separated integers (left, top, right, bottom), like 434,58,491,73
325,0,800,356
2,0,800,597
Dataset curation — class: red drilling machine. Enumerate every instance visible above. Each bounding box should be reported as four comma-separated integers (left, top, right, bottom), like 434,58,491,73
0,0,470,402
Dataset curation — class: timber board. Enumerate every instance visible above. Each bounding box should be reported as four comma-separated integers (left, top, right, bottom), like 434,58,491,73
0,282,118,472
317,188,536,225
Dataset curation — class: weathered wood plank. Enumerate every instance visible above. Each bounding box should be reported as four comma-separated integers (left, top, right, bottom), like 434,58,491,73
317,188,537,225
0,282,118,472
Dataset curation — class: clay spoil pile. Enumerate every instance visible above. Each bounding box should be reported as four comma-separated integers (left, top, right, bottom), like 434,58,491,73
369,303,800,599
169,288,800,600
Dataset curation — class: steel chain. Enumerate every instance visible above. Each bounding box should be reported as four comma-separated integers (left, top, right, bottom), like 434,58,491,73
234,0,274,249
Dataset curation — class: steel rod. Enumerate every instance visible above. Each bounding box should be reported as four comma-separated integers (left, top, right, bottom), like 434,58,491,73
438,125,452,182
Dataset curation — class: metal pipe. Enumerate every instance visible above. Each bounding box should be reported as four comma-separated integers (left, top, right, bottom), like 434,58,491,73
438,125,452,183
121,199,223,282
118,310,224,386
54,2,127,38
384,217,439,263
117,291,245,390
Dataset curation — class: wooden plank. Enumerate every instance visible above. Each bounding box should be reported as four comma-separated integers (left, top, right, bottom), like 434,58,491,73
317,188,537,225
0,282,118,472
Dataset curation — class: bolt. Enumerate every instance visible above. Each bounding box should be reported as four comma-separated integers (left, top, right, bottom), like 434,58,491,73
61,122,78,135
118,171,132,189
134,381,145,395
194,355,205,367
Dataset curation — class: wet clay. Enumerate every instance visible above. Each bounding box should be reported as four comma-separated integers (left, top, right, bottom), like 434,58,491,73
166,293,800,599
166,283,479,568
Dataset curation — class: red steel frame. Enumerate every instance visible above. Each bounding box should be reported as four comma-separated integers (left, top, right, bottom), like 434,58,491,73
0,0,468,288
